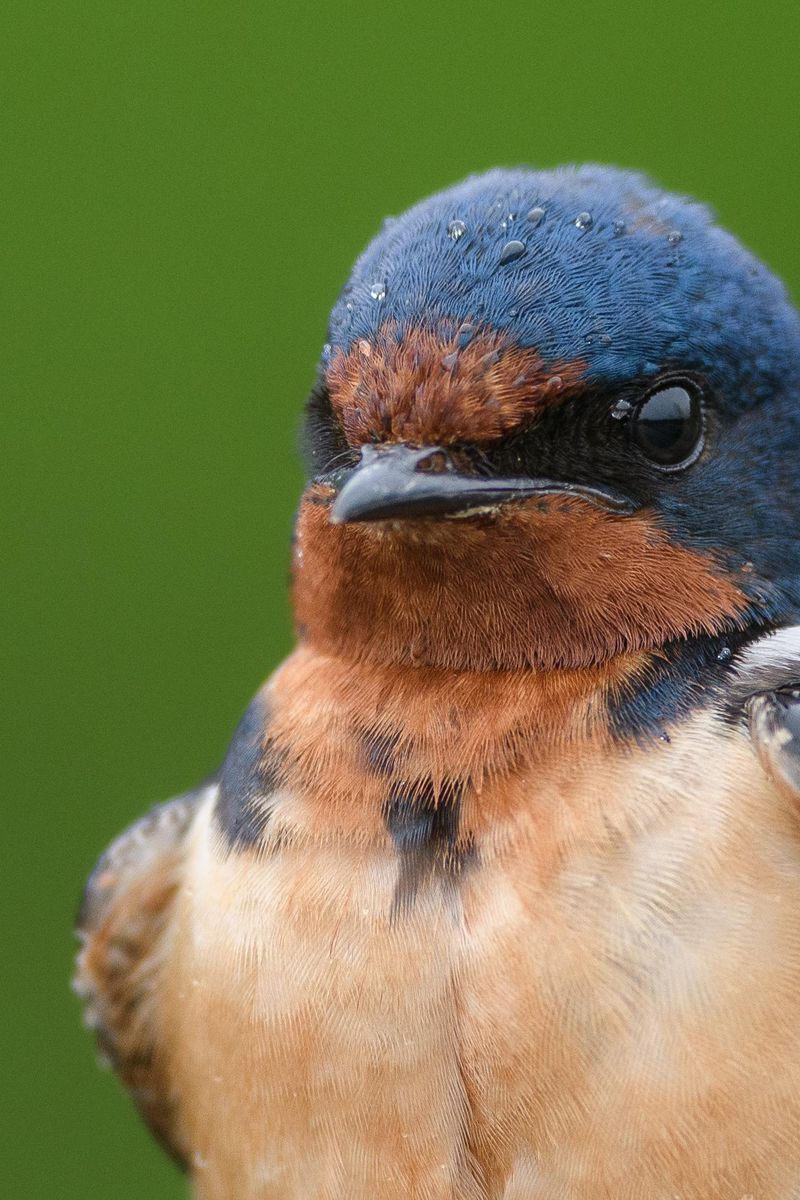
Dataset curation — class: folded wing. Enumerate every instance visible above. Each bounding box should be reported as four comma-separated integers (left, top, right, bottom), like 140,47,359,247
74,784,212,1166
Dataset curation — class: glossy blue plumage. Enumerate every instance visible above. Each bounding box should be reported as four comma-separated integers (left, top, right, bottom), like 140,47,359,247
327,165,800,409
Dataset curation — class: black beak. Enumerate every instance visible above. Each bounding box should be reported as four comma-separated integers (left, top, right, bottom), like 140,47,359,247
329,444,634,524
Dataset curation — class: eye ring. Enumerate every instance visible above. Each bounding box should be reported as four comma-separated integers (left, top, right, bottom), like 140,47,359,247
629,377,706,471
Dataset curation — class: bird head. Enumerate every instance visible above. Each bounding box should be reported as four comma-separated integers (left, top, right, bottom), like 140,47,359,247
294,166,800,674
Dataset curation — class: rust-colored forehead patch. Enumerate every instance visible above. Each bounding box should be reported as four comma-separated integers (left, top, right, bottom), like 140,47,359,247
326,321,587,448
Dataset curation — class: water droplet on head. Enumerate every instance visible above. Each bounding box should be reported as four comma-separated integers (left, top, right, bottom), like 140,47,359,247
527,206,545,227
508,307,519,317
610,398,632,420
612,219,627,236
369,281,386,301
447,219,467,241
545,374,563,393
457,322,475,348
574,212,593,231
441,351,458,371
716,644,732,664
358,339,371,357
345,301,353,311
667,230,683,245
499,239,526,265
321,343,332,363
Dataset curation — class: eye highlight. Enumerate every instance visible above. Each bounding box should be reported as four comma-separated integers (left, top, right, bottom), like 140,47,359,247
630,380,704,469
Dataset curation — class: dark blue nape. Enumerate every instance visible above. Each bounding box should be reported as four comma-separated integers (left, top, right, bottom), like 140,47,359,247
326,165,800,411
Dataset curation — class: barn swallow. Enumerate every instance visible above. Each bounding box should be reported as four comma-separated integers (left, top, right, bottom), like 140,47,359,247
76,165,800,1199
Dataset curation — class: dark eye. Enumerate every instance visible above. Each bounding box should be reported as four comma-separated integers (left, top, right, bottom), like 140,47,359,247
631,381,704,468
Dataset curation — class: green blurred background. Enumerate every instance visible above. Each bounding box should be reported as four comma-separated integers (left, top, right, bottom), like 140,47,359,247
3,1,800,1195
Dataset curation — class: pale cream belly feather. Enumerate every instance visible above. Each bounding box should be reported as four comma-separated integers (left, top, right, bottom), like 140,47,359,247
163,711,800,1200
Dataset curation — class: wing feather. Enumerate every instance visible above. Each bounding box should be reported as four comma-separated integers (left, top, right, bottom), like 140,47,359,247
74,785,211,1166
748,689,800,808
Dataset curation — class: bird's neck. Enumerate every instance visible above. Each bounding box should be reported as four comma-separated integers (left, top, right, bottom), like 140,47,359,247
263,494,761,841
262,634,753,852
265,641,626,831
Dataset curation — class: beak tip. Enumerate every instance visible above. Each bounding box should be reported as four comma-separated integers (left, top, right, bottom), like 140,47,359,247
328,495,357,524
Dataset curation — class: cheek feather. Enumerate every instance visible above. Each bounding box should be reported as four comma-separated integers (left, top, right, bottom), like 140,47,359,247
292,492,749,673
326,321,586,448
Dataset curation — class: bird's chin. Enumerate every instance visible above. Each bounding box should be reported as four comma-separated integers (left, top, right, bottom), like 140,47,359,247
292,486,747,674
